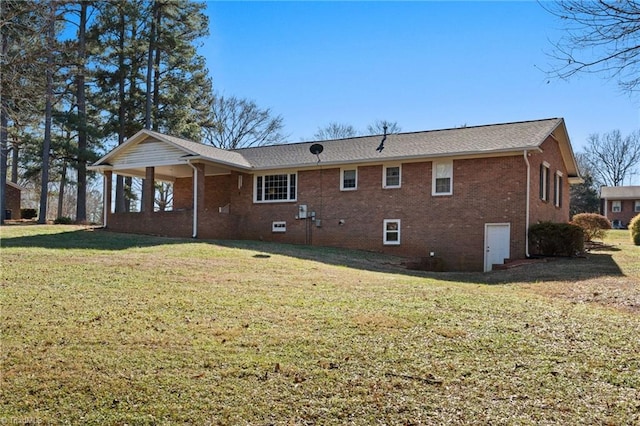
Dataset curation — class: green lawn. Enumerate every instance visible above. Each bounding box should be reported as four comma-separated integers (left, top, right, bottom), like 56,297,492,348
1,225,638,424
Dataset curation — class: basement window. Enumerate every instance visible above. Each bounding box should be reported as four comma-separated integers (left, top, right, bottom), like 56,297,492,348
272,221,286,233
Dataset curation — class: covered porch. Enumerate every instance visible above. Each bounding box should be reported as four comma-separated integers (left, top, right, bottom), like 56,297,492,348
89,129,252,239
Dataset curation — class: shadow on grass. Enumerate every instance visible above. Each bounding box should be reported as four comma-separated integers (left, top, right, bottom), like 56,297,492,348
208,239,627,285
0,227,188,251
1,226,626,285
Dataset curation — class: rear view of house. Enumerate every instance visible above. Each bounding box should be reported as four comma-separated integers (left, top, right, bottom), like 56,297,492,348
90,118,581,271
601,186,640,229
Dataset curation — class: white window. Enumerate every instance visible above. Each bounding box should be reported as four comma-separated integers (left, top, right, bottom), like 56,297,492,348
554,171,563,207
612,201,621,212
383,219,401,245
383,165,401,189
272,221,286,233
635,201,640,212
540,162,550,201
432,161,453,195
341,168,357,190
255,173,297,203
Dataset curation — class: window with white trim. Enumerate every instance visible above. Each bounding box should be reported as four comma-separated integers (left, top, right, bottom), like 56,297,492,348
255,173,297,202
554,171,563,207
612,200,621,212
383,165,401,188
383,219,401,245
635,201,640,212
432,161,453,195
341,168,357,190
540,162,550,201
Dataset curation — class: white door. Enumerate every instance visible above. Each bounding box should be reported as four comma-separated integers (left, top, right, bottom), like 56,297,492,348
484,223,510,272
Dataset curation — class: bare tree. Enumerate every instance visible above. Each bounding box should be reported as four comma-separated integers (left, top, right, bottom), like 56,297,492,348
366,120,401,135
584,130,640,187
313,122,358,140
204,94,286,149
543,1,640,94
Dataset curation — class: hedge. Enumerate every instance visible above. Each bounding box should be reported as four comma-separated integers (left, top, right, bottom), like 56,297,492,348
529,222,584,257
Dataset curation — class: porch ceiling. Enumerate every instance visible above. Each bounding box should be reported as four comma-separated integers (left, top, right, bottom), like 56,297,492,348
111,162,233,181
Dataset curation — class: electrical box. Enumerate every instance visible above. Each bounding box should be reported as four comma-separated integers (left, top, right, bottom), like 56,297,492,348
298,205,308,219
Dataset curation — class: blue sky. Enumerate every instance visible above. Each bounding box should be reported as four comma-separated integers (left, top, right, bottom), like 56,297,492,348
203,1,639,155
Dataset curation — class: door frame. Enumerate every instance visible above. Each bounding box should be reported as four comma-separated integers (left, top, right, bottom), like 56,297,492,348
484,222,511,272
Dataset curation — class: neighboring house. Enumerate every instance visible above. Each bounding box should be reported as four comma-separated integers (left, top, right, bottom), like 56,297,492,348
600,186,640,229
89,118,581,272
4,181,24,220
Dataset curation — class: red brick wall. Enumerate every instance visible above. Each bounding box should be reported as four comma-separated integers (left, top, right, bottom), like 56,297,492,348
217,156,530,271
5,184,21,219
528,136,571,225
113,141,572,271
605,199,640,227
107,210,194,237
173,177,193,210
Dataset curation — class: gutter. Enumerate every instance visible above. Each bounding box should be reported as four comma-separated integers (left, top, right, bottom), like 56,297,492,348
186,160,198,238
523,150,530,258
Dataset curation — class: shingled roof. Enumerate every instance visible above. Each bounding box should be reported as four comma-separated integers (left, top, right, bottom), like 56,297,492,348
90,118,580,180
601,186,640,199
234,118,566,169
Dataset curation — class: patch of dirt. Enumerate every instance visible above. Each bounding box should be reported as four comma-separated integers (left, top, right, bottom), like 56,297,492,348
519,276,640,314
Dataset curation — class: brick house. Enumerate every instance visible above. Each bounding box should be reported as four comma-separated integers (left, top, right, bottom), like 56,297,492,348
90,118,581,271
4,181,24,220
600,186,640,229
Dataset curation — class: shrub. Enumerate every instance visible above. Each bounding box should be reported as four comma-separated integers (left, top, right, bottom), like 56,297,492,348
21,208,37,219
529,222,584,256
571,213,611,241
53,216,73,224
630,214,640,246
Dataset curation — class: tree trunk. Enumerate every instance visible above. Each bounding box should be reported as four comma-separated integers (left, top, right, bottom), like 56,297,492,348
10,142,19,183
152,4,161,132
75,0,88,222
57,161,67,219
0,22,8,224
0,106,7,224
38,2,56,224
144,1,157,130
115,10,126,213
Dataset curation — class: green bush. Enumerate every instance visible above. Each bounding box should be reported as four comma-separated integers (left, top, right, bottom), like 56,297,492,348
529,222,584,256
630,214,640,246
21,208,37,219
571,213,611,241
53,216,73,225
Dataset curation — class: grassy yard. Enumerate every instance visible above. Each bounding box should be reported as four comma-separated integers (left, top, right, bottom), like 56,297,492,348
1,225,638,425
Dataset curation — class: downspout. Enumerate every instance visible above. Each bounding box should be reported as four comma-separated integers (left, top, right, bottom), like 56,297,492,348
102,172,108,228
523,150,530,257
186,160,198,238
